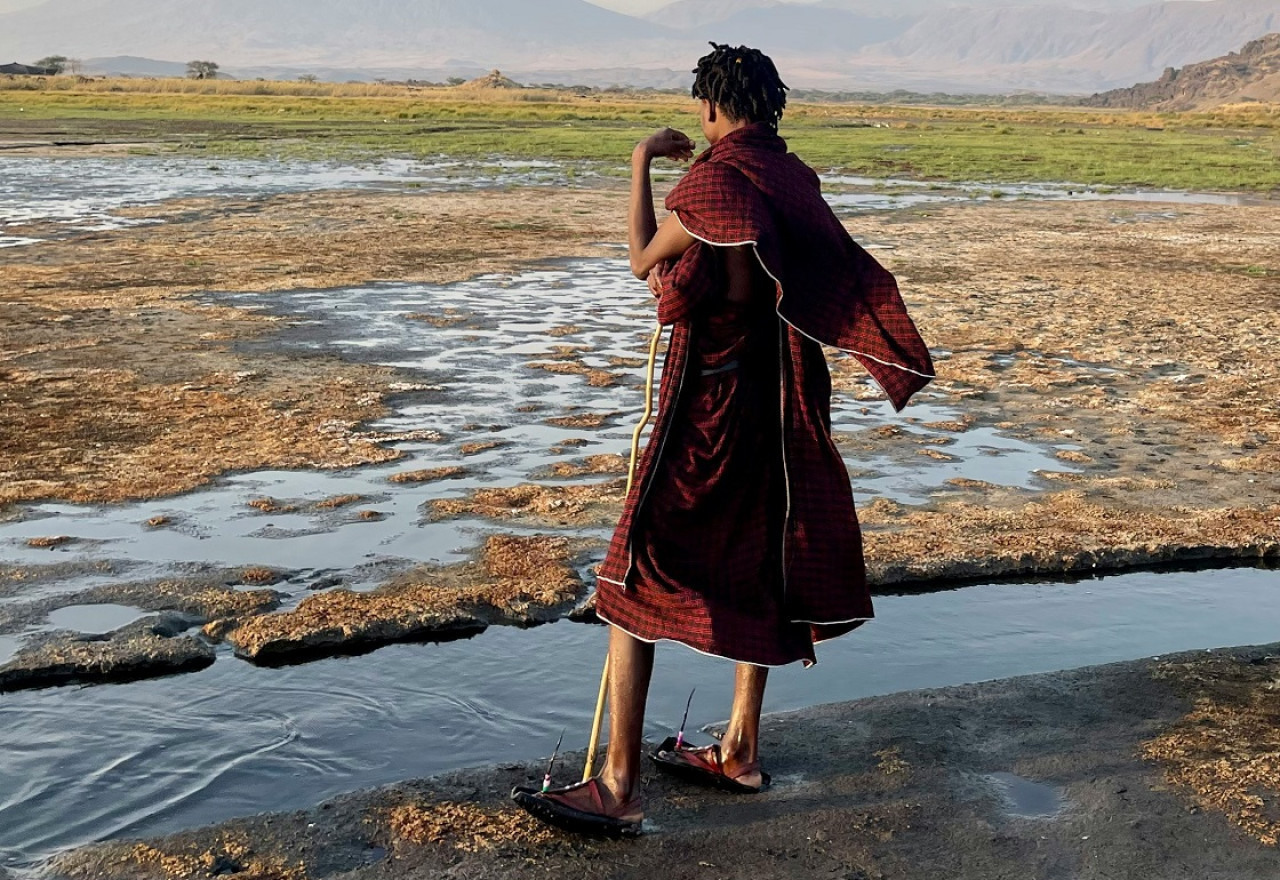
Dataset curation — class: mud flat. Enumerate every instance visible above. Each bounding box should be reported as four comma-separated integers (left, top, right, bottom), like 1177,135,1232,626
844,197,1280,585
0,576,282,692
47,642,1280,880
0,185,623,507
2,178,1278,674
221,535,588,663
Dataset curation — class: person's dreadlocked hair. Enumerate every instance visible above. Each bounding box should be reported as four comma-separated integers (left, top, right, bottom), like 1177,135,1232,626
691,43,788,129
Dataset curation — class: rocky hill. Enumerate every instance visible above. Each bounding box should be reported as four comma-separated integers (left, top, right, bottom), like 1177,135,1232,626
458,69,521,89
642,0,1280,92
1082,32,1280,109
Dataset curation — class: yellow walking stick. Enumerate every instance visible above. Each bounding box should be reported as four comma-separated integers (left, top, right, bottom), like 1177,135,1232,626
582,320,665,781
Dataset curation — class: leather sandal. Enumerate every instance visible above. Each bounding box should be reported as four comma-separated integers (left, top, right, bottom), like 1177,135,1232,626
511,777,644,839
649,736,771,793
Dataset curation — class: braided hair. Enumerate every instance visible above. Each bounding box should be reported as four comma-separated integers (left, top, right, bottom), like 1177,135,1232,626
691,43,789,129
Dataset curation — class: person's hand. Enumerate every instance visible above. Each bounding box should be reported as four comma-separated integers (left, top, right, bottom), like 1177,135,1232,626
636,128,695,163
647,271,664,298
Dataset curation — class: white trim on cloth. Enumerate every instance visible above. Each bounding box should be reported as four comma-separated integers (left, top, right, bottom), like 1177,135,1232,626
792,616,873,626
595,608,818,669
671,211,938,385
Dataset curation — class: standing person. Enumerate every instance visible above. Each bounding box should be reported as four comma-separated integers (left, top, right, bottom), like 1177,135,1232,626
514,43,933,837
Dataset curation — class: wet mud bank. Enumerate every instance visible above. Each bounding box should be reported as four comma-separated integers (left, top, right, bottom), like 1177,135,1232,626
0,615,215,693
0,185,625,508
0,575,282,692
221,535,590,663
0,534,593,686
48,642,1280,880
2,186,1278,692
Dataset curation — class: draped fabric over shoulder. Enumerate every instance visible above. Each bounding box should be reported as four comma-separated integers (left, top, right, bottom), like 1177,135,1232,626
595,123,934,667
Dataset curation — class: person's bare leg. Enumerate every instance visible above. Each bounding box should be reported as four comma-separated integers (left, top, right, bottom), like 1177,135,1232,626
521,627,650,824
719,662,768,786
597,625,654,808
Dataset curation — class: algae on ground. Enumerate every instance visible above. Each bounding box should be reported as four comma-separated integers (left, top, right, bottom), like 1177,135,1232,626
1145,654,1280,846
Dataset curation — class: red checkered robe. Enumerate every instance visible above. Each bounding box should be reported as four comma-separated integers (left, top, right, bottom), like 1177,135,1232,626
595,123,934,666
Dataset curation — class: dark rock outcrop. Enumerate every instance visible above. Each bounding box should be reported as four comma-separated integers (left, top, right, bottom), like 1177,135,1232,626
1082,33,1280,110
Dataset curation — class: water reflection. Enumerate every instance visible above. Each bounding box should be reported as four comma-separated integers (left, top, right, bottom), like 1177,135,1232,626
2,566,1278,869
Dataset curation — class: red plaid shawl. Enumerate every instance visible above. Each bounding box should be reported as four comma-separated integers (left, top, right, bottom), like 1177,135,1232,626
658,123,934,407
595,124,933,658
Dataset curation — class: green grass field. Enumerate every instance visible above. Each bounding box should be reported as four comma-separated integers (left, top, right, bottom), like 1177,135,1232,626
1,78,1277,190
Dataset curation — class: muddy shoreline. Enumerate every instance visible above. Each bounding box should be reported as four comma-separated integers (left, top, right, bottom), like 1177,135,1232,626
0,185,626,508
44,641,1280,880
2,178,1278,692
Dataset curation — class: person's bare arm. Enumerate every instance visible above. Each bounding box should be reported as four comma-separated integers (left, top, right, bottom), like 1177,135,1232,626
629,128,697,280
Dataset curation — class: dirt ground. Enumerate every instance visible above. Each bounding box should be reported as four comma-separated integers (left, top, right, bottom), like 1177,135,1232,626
48,642,1280,880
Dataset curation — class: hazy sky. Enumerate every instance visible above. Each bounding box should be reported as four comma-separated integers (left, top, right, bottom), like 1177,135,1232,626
0,0,1217,13
0,0,1216,16
590,0,768,12
588,0,1213,12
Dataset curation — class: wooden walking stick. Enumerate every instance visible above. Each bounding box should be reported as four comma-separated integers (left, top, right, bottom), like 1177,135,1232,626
582,319,665,781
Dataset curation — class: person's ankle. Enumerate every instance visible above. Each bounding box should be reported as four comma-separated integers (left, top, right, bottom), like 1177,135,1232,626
600,769,640,805
720,741,759,772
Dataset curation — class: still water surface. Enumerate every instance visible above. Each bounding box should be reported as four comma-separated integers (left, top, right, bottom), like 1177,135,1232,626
1,566,1277,869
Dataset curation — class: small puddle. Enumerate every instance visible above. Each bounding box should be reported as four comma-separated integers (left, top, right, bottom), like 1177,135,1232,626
0,634,22,666
986,772,1067,819
831,397,1077,504
45,604,151,635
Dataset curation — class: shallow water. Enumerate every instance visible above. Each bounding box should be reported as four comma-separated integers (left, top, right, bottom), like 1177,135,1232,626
1,566,1277,868
831,396,1077,503
987,772,1067,819
45,604,151,635
0,261,1066,631
0,156,594,243
2,154,1264,248
0,635,20,666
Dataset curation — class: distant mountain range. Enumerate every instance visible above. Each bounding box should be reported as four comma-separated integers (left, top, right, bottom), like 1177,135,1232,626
1083,31,1280,108
0,0,664,66
861,0,1279,89
1,0,1278,93
646,0,1165,28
